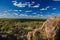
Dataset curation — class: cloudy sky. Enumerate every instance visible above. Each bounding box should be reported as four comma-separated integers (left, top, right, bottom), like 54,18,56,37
0,0,60,18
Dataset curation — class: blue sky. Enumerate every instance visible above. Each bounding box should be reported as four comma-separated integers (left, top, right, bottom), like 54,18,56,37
0,0,60,18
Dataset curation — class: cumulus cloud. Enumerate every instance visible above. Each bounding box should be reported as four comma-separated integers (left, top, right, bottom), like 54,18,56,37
12,1,40,8
13,10,18,12
40,8,47,11
32,4,40,8
3,11,8,13
14,13,18,16
0,10,19,18
12,1,30,8
46,6,50,8
0,9,54,18
53,0,60,1
8,9,17,12
8,9,22,12
25,10,32,12
18,14,45,18
8,10,12,11
27,1,35,7
40,6,50,11
33,13,37,14
45,15,52,17
0,13,5,16
19,14,28,17
52,8,56,10
32,1,35,4
0,12,53,18
19,10,22,12
0,13,12,18
13,2,27,7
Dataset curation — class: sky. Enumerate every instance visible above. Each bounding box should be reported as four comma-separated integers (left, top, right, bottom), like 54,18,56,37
0,0,60,18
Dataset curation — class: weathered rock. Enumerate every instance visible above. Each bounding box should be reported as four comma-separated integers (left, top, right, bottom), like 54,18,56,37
27,32,33,40
27,16,60,40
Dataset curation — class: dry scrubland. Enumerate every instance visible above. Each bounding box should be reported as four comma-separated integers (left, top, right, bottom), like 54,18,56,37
0,18,46,40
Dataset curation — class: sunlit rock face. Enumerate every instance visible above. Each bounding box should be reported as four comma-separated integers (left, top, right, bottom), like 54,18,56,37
41,16,60,40
27,16,60,40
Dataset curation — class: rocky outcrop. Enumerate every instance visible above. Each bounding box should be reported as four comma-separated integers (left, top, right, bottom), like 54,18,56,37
27,16,60,40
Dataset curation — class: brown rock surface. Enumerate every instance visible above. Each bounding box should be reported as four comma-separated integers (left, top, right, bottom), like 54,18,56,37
27,16,60,40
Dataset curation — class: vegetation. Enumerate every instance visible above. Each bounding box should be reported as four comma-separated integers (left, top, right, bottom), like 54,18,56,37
0,18,46,40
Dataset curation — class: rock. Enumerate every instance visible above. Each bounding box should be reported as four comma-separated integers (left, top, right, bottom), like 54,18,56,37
27,32,33,40
41,16,60,40
27,16,60,40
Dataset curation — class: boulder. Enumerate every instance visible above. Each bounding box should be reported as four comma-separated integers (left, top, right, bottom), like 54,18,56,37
27,16,60,40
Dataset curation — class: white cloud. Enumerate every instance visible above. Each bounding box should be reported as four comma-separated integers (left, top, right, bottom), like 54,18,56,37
0,10,19,18
12,1,28,8
53,0,60,1
45,15,52,17
28,3,31,7
19,10,22,12
31,15,35,17
40,8,47,11
33,13,37,14
25,10,32,12
32,1,35,4
0,13,5,16
12,1,16,3
36,14,44,17
13,10,18,12
14,13,18,16
46,6,50,9
26,1,35,7
8,9,21,12
32,4,40,8
19,14,28,17
0,12,54,18
8,9,12,11
0,13,12,18
0,9,55,18
51,13,56,15
13,2,27,7
40,6,50,11
19,14,44,18
12,1,30,8
8,9,17,12
52,8,56,10
3,11,8,12
40,15,44,17
12,1,40,8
